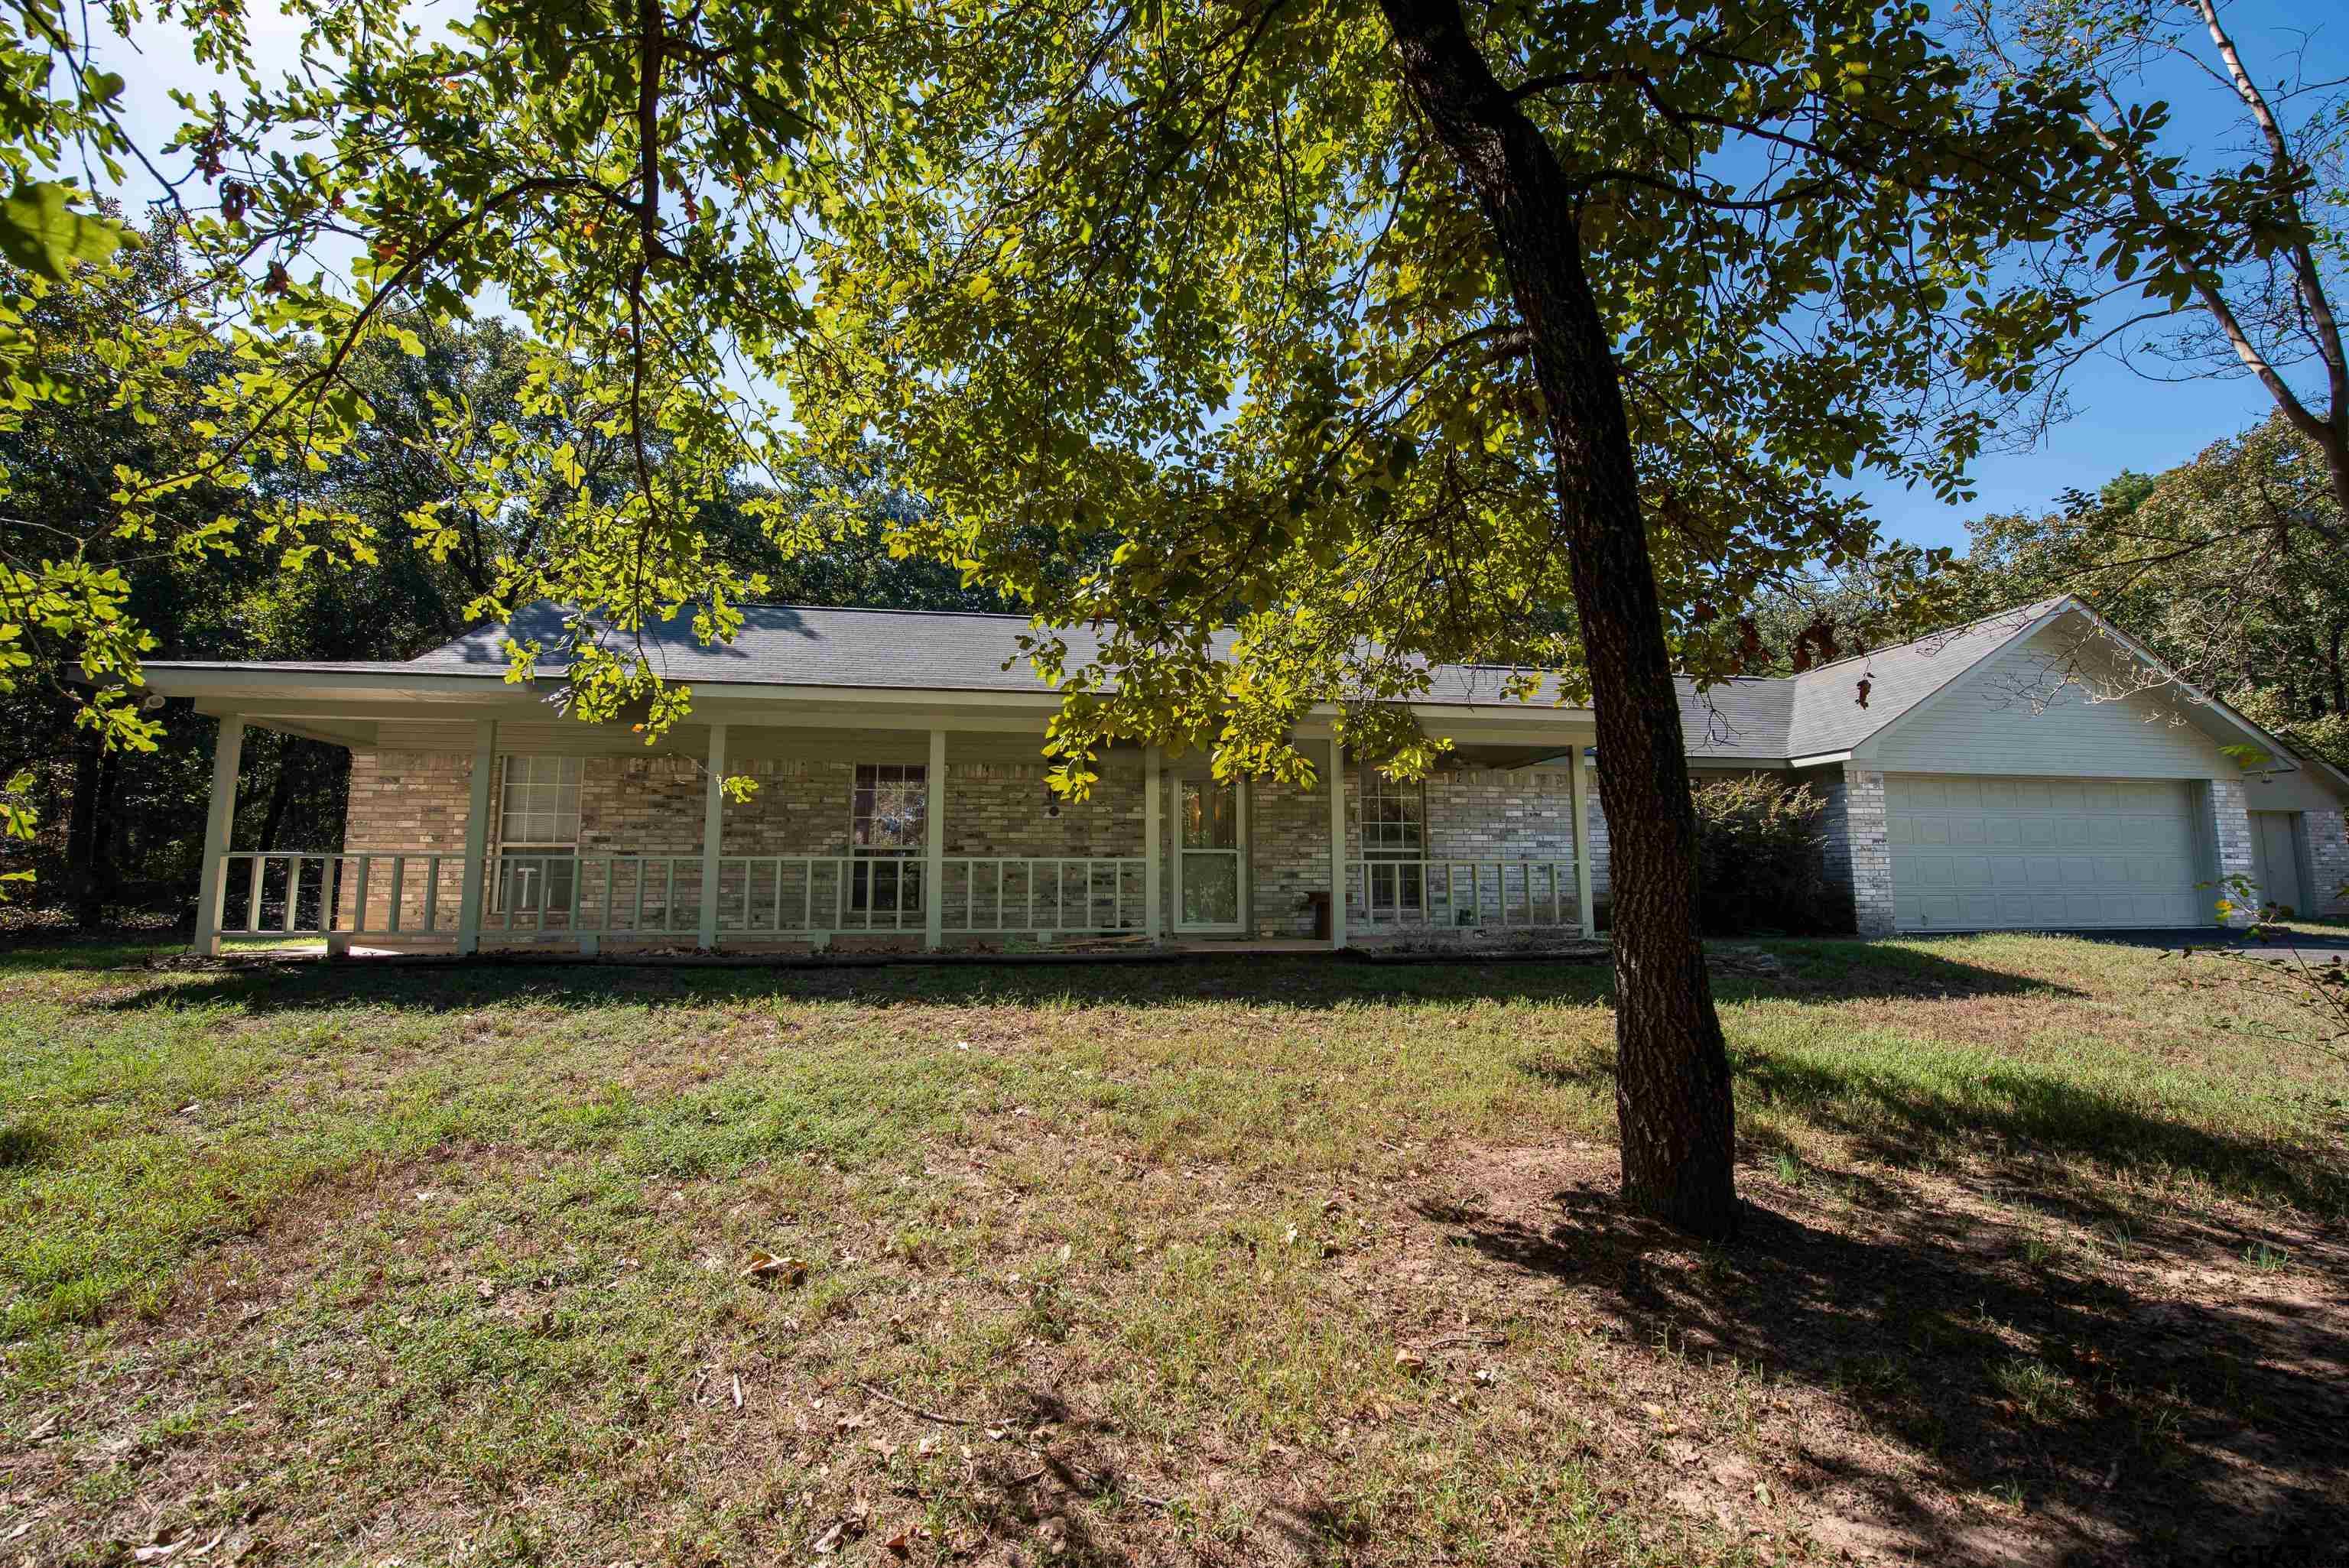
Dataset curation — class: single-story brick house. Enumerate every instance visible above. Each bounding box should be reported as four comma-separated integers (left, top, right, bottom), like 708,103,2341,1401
142,593,2349,955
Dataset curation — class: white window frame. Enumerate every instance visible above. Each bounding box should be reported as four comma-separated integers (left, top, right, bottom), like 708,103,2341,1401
849,761,927,914
494,755,583,914
1360,768,1427,911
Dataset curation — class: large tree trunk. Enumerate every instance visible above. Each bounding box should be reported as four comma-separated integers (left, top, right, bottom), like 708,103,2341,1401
1377,0,1737,1238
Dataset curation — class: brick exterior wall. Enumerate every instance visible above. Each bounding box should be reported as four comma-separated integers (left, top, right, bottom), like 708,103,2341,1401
1584,771,1609,912
1342,764,1586,942
944,763,1146,931
1821,766,1894,937
2308,808,2349,917
1149,761,1592,940
2206,778,2258,928
338,748,1152,941
1244,774,1337,938
337,751,475,932
330,739,2349,947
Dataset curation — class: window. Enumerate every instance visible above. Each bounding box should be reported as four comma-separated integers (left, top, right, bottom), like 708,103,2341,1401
850,762,927,915
1360,769,1426,911
1360,771,1425,857
496,755,581,914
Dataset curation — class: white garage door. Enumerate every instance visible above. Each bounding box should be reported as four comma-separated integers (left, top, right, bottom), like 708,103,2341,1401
1885,775,2206,931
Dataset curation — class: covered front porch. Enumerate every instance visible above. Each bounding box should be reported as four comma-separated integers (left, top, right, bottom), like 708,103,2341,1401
164,669,1600,959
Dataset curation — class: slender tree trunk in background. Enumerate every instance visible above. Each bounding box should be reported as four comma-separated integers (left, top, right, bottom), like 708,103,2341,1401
258,737,298,853
66,733,104,928
93,748,121,915
2329,622,2344,716
1376,0,1738,1239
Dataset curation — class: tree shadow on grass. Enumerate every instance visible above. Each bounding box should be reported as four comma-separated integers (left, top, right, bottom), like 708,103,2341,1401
93,939,2080,1018
1515,1031,2347,1220
1714,938,2094,1004
1432,1175,2348,1566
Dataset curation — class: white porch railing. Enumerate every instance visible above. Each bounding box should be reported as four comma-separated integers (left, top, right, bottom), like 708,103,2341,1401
210,850,1150,945
1348,858,1582,931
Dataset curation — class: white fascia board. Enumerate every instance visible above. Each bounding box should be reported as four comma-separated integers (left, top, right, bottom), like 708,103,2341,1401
1786,751,1854,769
156,665,1601,745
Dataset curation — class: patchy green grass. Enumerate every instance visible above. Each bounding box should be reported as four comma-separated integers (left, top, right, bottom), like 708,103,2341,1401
1,934,2344,1566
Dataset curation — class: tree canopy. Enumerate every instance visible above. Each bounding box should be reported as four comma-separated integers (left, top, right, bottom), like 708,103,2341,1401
0,0,2132,1238
1954,414,2349,769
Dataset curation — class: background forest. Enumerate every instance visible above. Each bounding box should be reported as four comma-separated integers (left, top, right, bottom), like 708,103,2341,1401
0,239,1009,929
7,258,2345,932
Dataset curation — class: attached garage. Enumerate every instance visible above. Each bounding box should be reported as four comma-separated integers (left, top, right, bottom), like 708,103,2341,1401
1883,774,2207,933
1675,594,2349,933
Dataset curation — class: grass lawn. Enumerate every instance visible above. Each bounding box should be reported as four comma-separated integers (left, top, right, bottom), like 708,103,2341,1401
2,934,2344,1566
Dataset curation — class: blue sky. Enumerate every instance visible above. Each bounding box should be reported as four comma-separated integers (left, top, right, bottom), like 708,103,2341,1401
1850,0,2344,551
97,0,2343,559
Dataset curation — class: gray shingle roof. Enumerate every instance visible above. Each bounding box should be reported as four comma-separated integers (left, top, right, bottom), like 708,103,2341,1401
1780,596,2067,758
144,594,2090,764
409,601,1584,708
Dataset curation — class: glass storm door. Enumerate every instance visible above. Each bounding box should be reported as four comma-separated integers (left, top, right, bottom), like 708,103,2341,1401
1176,778,1244,931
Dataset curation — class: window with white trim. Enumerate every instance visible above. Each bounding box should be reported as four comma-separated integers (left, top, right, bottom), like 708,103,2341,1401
495,755,582,914
1360,769,1426,910
850,762,926,915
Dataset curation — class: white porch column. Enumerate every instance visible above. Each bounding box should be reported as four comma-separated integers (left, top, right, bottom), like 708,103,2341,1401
1571,745,1595,936
192,715,245,956
924,728,947,950
1327,735,1347,949
455,719,498,956
1143,745,1163,941
699,722,729,950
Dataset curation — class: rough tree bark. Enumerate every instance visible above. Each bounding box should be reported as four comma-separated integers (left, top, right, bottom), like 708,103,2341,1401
1376,0,1738,1238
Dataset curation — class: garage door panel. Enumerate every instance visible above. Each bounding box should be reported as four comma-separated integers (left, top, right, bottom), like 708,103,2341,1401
1886,773,2204,932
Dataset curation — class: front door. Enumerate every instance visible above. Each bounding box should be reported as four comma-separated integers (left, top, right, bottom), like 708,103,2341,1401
1175,778,1247,932
2250,810,2305,913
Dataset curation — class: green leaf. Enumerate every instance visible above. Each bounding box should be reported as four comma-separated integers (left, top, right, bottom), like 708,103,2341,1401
0,183,127,283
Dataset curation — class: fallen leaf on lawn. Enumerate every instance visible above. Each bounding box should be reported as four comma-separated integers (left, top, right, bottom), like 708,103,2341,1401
732,1374,743,1410
810,1522,843,1554
1282,1225,1300,1246
882,1527,912,1555
473,1279,496,1302
1394,1349,1427,1373
132,1543,184,1564
835,1412,869,1433
742,1250,807,1286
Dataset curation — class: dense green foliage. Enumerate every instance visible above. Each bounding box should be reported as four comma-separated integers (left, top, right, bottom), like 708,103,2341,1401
1689,774,1841,936
0,275,994,920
